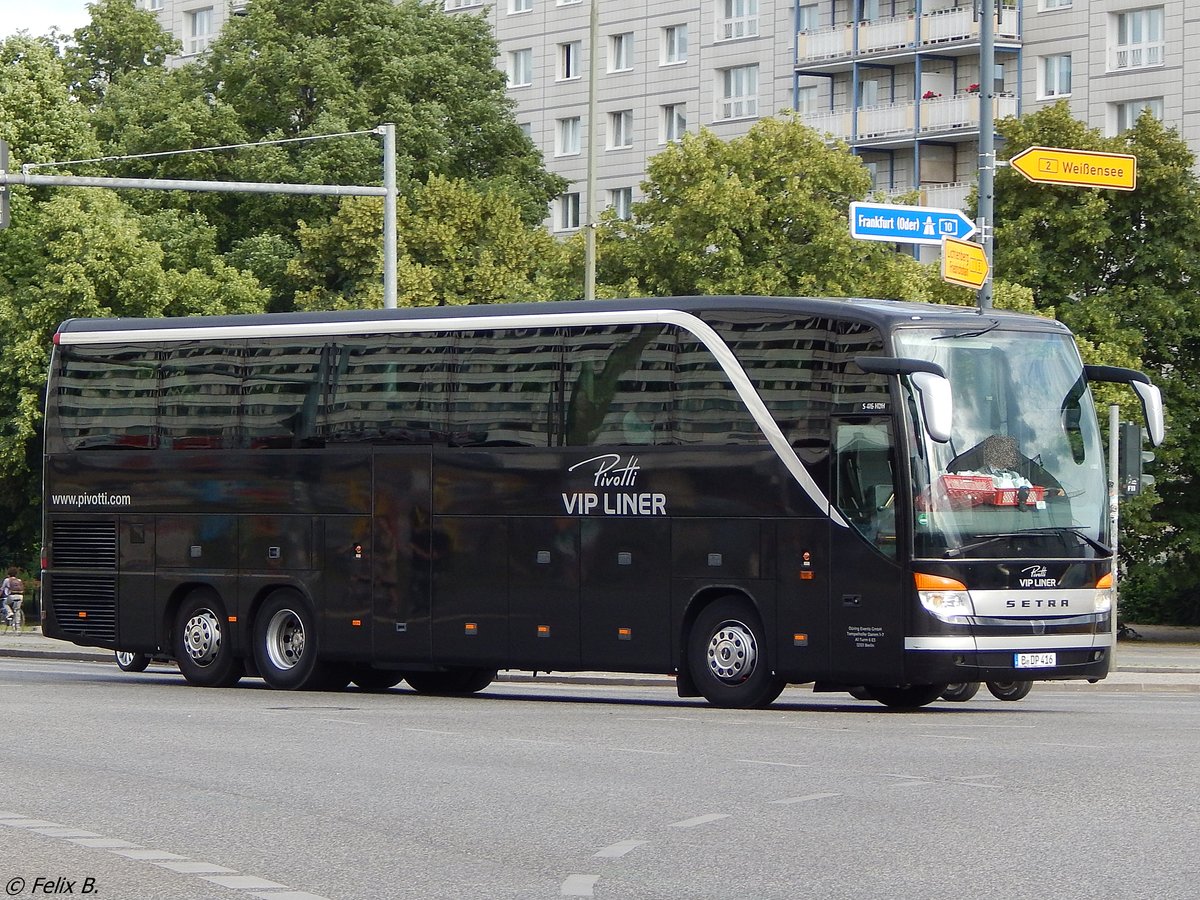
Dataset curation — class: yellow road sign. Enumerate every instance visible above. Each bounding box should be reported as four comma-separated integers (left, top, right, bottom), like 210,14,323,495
941,236,989,290
1009,146,1137,191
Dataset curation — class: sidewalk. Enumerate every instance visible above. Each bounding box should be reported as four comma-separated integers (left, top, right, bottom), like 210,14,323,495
3,624,1198,692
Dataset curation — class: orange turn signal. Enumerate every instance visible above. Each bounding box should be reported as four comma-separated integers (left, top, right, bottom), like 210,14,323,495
914,572,968,592
1096,572,1114,590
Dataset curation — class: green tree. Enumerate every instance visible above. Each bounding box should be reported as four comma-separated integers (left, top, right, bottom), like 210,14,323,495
592,115,930,299
994,101,1200,623
289,177,570,309
63,0,181,107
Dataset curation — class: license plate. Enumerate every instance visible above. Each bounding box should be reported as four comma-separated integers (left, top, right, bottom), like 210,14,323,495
1014,652,1056,668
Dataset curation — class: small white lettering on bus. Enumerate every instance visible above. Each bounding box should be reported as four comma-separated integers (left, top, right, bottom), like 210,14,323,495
561,492,666,516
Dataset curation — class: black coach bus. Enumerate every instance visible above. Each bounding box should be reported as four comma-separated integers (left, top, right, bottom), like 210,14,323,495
39,297,1164,708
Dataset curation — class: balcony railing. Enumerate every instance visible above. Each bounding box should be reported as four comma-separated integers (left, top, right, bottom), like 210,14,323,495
797,5,1018,64
799,94,1017,143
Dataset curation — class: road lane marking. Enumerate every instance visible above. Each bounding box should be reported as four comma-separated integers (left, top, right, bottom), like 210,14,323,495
770,793,841,805
155,861,238,874
0,809,336,900
562,874,599,896
594,840,646,858
204,874,289,890
669,814,730,828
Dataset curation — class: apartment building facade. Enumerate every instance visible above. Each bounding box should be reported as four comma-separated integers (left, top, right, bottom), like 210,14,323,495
145,0,1200,232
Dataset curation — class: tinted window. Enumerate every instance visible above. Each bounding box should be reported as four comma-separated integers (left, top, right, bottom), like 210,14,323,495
242,343,328,448
448,329,558,447
54,346,159,451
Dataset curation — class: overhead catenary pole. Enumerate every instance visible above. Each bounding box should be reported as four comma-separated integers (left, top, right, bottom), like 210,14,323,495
976,0,996,310
381,123,397,309
1,127,397,308
583,0,599,302
1109,404,1121,662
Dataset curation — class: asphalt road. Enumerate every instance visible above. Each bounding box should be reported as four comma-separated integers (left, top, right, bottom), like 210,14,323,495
1,657,1198,900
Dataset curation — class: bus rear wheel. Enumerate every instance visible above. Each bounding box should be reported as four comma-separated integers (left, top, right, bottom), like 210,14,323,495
688,598,785,709
351,667,405,692
986,680,1033,701
254,590,327,691
940,682,981,702
115,651,150,673
174,589,242,688
869,685,945,709
404,668,496,695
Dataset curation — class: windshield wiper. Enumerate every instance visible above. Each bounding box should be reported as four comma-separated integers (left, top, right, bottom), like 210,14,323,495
944,527,1111,559
931,320,999,340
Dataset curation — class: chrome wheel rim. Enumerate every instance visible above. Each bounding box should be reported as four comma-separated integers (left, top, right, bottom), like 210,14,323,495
182,609,222,667
705,620,757,683
116,651,137,667
265,608,306,671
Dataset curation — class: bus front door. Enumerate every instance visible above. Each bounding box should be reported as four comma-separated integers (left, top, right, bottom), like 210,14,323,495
828,419,906,684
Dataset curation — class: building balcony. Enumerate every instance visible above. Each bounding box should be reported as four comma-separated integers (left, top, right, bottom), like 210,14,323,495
800,93,1018,147
797,5,1020,72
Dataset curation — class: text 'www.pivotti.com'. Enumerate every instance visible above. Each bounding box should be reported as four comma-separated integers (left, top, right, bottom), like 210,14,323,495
51,493,132,508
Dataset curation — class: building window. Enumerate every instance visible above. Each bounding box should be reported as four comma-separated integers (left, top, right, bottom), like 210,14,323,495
796,85,818,115
609,110,634,149
662,24,688,64
444,0,483,8
1040,54,1071,98
556,117,581,155
509,49,533,87
147,0,164,10
610,33,633,72
662,103,687,142
719,0,759,40
559,41,582,80
609,187,633,220
1040,0,1071,9
1113,8,1164,70
509,0,532,12
720,65,758,120
859,78,880,107
518,122,532,138
187,7,213,54
558,192,581,230
797,4,818,31
1115,97,1163,133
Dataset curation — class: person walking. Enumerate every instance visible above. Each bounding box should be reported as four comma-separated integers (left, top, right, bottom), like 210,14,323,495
2,567,25,631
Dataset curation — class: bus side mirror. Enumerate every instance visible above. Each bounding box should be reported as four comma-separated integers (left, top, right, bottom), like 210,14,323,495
910,372,953,444
1084,365,1165,447
1131,381,1164,447
854,356,953,444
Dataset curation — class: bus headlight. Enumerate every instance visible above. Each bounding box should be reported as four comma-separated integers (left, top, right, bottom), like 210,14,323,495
1095,572,1114,614
915,573,974,622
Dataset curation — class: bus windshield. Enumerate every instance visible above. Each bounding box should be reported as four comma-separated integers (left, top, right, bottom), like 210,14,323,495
894,326,1108,560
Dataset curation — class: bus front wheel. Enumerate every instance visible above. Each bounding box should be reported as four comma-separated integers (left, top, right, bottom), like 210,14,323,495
254,591,326,691
174,590,242,688
688,598,785,709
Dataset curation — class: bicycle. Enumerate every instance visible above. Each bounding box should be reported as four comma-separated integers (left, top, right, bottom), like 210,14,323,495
4,598,23,633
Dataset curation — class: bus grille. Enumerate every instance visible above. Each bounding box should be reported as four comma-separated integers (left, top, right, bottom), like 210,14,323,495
51,520,118,569
51,573,117,640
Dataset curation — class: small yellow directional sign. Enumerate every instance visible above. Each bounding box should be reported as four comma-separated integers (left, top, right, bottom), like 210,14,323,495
941,236,989,290
1009,146,1137,191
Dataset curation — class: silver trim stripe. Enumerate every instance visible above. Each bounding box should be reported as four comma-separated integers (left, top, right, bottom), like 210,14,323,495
969,588,1101,617
905,634,1113,651
57,309,848,528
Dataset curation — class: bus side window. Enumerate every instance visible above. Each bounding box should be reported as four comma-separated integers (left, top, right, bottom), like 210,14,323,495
833,421,897,558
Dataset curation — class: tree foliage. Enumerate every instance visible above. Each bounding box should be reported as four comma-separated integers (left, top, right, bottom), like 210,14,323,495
994,101,1200,623
592,115,933,300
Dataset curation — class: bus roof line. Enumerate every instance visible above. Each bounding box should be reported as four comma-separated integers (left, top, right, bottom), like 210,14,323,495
56,307,848,528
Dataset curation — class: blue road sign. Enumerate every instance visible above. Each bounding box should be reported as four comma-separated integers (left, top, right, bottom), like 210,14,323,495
849,201,977,246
